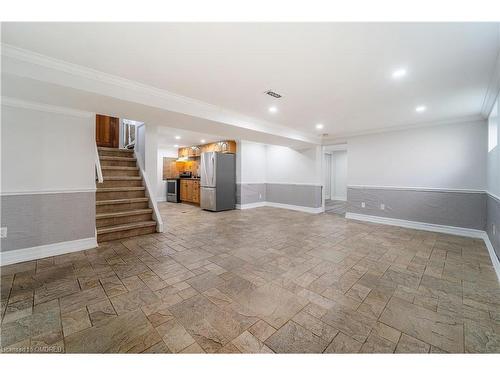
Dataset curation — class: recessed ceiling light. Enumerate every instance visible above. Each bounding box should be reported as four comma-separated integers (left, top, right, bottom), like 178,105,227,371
175,135,181,140
173,144,179,148
392,68,407,79
315,123,324,130
200,139,206,143
415,105,427,113
269,106,278,113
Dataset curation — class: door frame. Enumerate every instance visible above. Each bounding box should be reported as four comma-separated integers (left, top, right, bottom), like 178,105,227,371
321,143,348,210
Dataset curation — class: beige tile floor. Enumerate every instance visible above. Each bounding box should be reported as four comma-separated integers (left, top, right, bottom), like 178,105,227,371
1,202,499,353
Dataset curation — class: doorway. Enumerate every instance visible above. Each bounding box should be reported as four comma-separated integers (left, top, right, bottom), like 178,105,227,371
95,114,119,148
323,145,348,216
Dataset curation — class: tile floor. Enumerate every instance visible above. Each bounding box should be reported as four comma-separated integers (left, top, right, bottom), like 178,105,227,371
1,203,499,353
325,199,347,216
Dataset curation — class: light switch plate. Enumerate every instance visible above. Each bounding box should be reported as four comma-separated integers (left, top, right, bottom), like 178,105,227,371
361,202,366,208
0,227,7,239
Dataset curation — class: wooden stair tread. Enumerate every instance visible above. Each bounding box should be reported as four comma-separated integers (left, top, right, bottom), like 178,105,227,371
101,166,138,170
97,221,156,234
98,147,134,153
97,187,145,192
101,176,142,180
99,156,137,161
96,197,148,205
96,209,152,219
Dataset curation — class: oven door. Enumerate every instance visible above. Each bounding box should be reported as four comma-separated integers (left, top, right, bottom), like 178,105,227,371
166,180,178,202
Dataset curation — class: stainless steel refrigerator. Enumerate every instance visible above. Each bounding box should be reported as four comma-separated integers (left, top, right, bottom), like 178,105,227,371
200,151,235,211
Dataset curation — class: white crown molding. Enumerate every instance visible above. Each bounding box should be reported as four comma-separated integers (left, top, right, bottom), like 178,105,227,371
0,237,97,266
1,96,94,118
1,43,318,145
1,188,96,196
322,114,486,142
347,185,486,194
346,212,499,282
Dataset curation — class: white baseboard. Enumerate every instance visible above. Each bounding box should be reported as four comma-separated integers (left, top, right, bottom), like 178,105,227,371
156,197,167,202
236,202,267,210
482,234,500,282
331,196,347,201
0,237,98,266
237,201,323,214
346,212,500,282
266,202,324,214
345,212,485,238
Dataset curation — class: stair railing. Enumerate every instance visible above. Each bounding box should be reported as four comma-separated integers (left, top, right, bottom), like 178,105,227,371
95,143,103,183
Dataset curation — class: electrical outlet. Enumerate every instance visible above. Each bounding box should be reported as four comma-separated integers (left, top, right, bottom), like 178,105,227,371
361,202,366,208
493,224,496,236
0,227,7,239
259,193,262,200
380,203,385,210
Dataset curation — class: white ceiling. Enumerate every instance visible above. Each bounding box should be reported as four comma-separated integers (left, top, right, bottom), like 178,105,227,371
156,126,224,150
2,22,499,139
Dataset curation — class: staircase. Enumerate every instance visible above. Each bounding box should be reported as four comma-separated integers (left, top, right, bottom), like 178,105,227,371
96,147,156,242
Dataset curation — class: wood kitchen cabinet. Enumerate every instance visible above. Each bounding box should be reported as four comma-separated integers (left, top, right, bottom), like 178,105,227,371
180,179,200,205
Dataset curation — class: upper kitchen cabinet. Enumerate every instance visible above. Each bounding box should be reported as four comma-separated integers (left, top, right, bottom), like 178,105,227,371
178,140,237,158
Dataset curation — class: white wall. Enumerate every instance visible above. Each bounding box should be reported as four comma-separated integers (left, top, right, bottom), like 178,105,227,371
331,150,347,200
266,144,322,185
487,96,500,197
1,102,95,193
238,141,267,184
347,120,488,190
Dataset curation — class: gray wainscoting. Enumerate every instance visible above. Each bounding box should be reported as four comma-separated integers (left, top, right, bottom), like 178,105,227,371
486,193,500,260
1,191,96,252
347,187,486,230
237,183,322,208
266,184,322,208
237,183,266,205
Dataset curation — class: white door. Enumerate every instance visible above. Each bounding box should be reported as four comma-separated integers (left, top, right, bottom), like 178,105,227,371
324,153,332,200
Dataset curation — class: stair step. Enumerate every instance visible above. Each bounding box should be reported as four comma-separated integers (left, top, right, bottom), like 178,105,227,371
103,176,142,180
101,166,138,170
99,156,137,161
96,197,149,206
97,221,156,234
97,187,145,192
96,209,153,219
98,147,134,153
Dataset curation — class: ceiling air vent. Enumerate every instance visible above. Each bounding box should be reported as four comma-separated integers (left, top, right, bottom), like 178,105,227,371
265,90,282,98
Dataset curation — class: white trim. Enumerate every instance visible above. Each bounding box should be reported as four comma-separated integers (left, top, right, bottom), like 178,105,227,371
347,185,486,194
483,234,500,283
156,197,167,202
236,202,267,210
487,191,500,203
237,201,323,214
331,196,347,201
1,96,94,118
1,188,96,196
135,150,164,233
266,202,323,214
345,212,485,238
0,237,97,266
